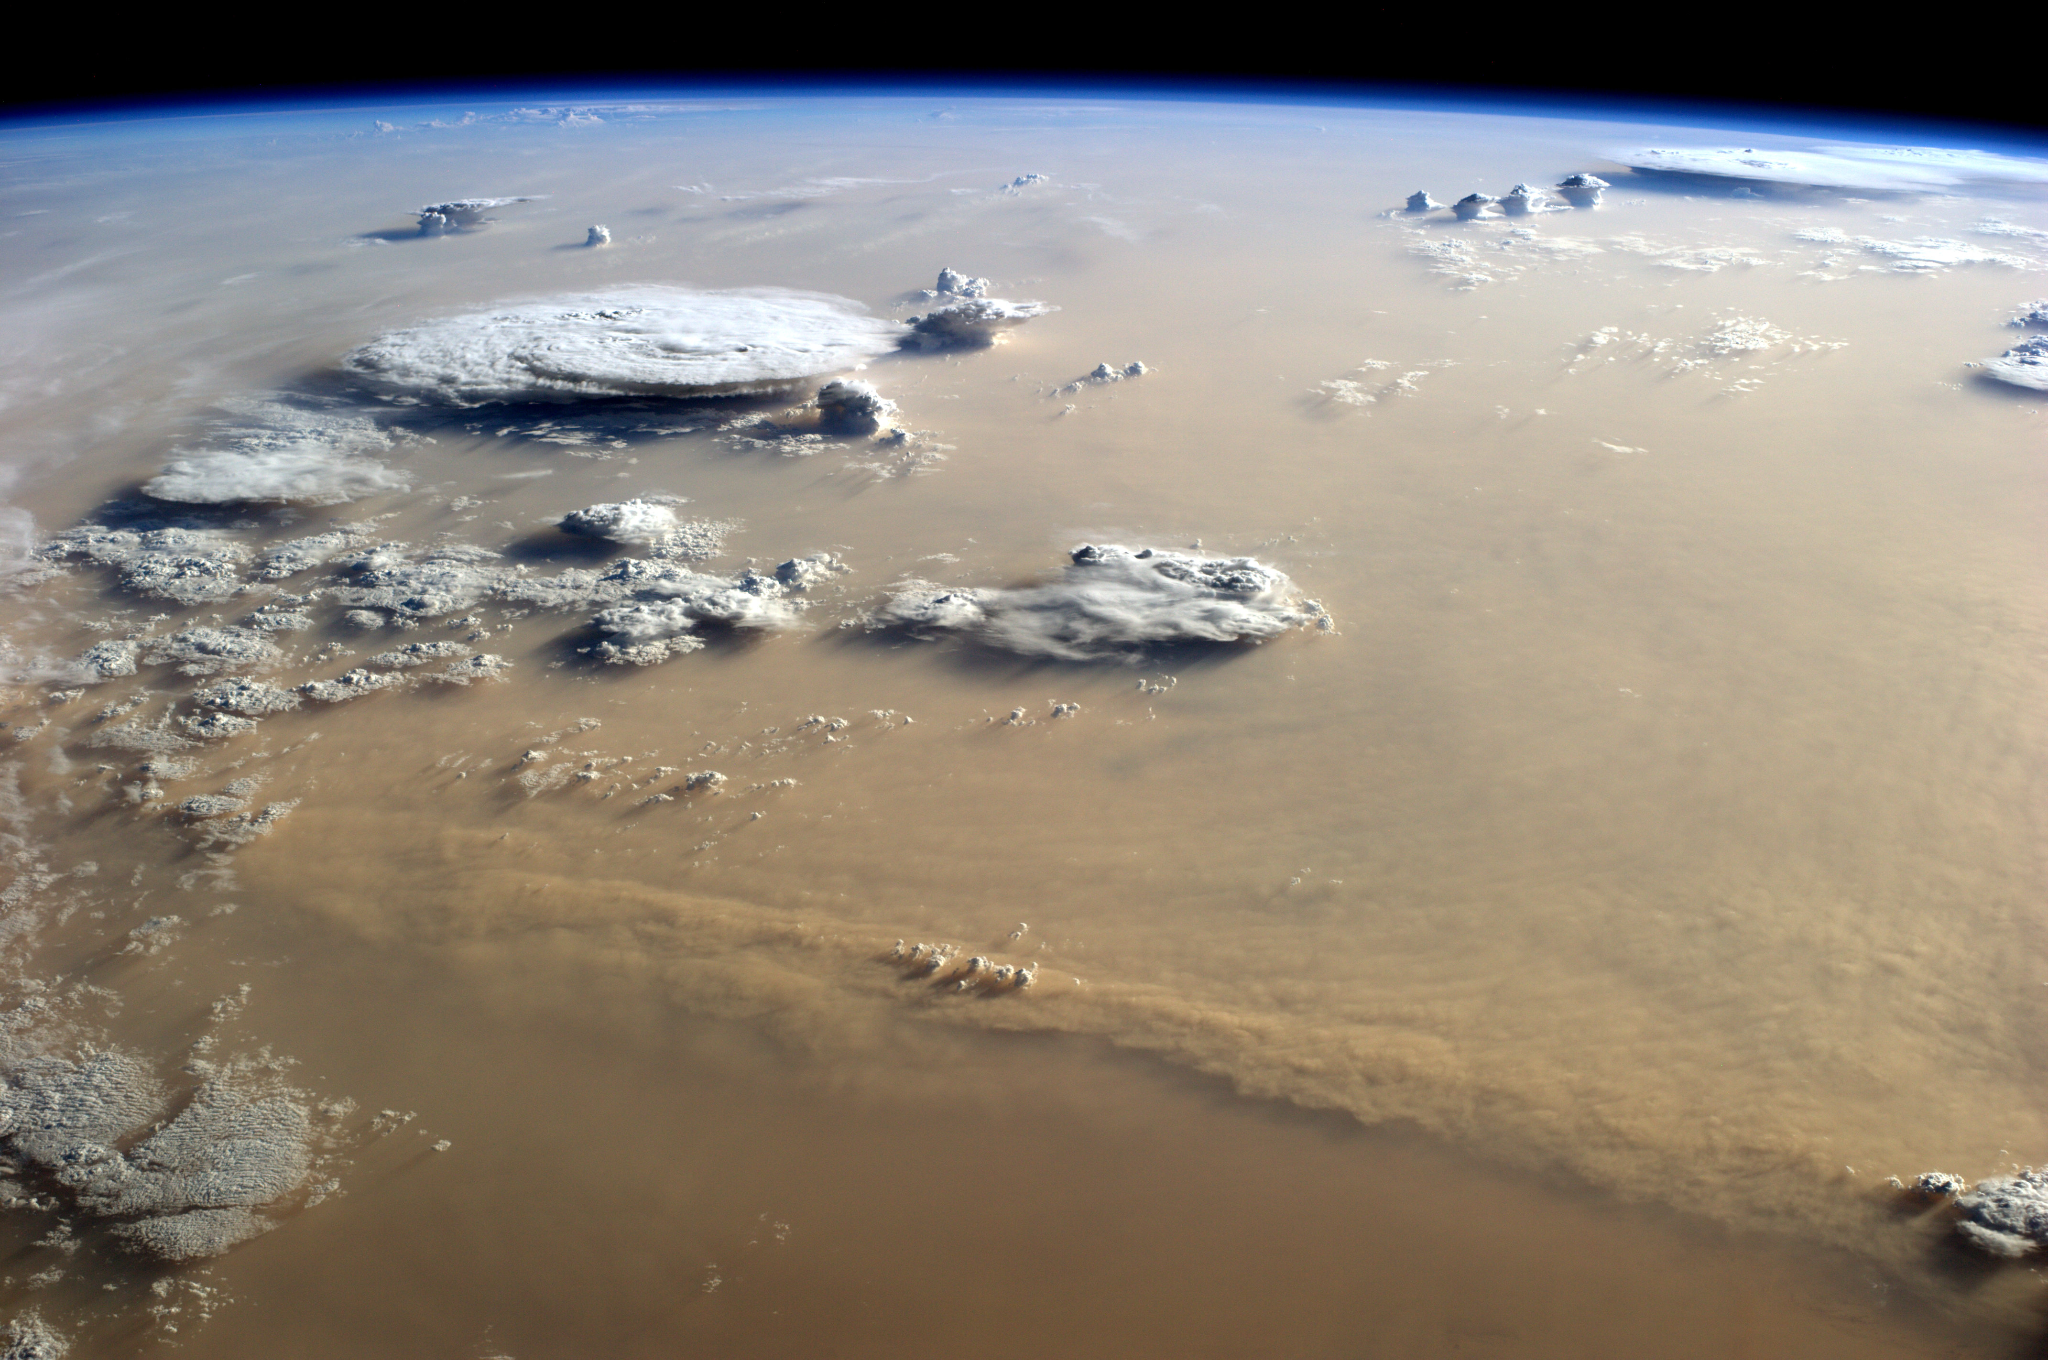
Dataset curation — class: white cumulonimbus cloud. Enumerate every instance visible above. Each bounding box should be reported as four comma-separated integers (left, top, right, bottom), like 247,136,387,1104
559,499,680,543
901,297,1055,350
814,378,897,434
341,288,903,404
930,267,989,298
1982,334,2048,391
417,197,540,234
879,544,1330,660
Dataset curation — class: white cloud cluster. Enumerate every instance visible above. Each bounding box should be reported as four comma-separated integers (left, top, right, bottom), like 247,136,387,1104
1,1046,330,1261
141,626,281,676
1792,227,2034,273
332,543,510,620
256,527,375,581
342,288,902,404
585,568,802,665
39,525,250,605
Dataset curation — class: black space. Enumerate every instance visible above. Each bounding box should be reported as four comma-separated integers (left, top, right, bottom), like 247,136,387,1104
8,34,2045,141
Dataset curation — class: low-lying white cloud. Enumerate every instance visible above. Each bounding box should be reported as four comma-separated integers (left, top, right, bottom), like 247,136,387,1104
1619,144,2048,193
143,399,407,506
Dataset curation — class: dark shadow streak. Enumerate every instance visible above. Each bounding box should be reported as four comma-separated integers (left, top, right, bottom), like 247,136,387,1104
496,532,622,567
829,619,1273,685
